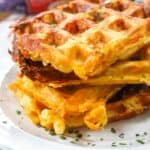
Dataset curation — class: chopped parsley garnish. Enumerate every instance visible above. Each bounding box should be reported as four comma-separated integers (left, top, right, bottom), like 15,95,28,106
136,139,145,144
111,128,116,133
70,141,75,144
75,138,79,141
100,138,104,141
119,142,127,146
16,110,21,115
2,121,7,124
60,135,66,140
92,144,96,147
136,133,140,137
119,133,125,139
21,116,24,120
112,142,117,147
44,128,48,131
144,132,147,136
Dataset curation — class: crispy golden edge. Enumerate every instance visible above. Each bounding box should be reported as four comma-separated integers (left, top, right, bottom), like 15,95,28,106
49,60,150,88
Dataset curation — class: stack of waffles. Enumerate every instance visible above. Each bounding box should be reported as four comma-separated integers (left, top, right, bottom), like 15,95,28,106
8,0,150,134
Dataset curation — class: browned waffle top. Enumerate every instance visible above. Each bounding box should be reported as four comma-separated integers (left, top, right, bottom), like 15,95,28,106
11,0,150,80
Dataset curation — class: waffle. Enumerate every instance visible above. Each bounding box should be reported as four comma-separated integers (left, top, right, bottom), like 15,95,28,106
46,44,150,87
49,59,150,87
12,0,150,79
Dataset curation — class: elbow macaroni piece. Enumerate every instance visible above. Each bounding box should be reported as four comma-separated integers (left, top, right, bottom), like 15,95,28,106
39,109,65,134
84,101,107,130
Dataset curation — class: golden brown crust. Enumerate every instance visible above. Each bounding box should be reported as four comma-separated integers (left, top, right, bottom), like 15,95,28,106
10,44,150,85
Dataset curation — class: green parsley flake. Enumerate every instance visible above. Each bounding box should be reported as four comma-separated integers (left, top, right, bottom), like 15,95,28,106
119,133,125,139
2,121,7,124
144,132,147,136
44,128,48,131
70,141,75,144
136,139,145,144
60,135,66,140
16,110,21,115
119,142,127,146
136,133,140,137
91,144,96,147
111,128,116,133
112,142,117,147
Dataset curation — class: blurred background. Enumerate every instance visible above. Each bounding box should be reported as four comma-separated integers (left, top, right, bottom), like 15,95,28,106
0,0,149,21
0,0,67,19
0,0,68,21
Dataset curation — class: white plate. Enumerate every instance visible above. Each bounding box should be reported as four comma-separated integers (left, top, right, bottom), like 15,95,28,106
0,66,150,150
